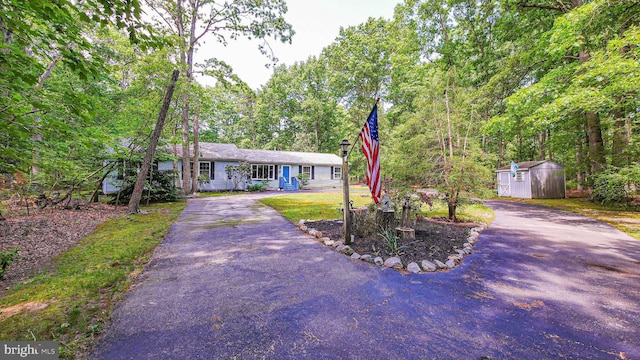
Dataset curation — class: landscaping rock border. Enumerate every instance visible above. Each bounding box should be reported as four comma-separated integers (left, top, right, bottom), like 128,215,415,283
298,219,486,274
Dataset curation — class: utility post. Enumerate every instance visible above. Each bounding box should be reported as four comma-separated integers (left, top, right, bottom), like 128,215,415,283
340,139,351,245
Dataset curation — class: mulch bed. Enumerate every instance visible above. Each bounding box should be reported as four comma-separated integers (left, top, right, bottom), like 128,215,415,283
0,202,125,296
305,217,477,265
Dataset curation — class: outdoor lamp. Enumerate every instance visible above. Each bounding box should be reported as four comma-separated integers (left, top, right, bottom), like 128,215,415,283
340,139,350,158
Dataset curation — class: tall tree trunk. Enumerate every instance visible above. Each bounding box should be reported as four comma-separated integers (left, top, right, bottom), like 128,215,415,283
181,97,192,194
191,112,200,193
611,106,628,167
127,70,179,214
314,118,320,153
31,54,61,178
538,130,546,160
578,50,605,174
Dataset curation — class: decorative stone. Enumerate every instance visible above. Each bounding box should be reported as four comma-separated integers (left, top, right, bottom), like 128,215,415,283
407,262,421,273
341,246,354,256
456,249,466,256
433,260,447,269
308,229,317,236
374,257,384,266
360,254,372,262
464,248,472,254
336,244,346,252
421,260,437,271
351,253,361,260
448,254,462,262
332,241,343,248
301,225,308,231
384,257,403,269
445,259,456,268
298,219,306,225
463,242,472,248
324,239,335,246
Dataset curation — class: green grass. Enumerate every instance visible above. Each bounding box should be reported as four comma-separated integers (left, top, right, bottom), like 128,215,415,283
514,197,640,240
260,191,495,225
0,201,186,359
260,190,372,223
417,199,495,224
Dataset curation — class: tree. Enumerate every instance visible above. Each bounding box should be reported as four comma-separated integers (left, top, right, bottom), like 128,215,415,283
128,69,179,214
144,0,293,194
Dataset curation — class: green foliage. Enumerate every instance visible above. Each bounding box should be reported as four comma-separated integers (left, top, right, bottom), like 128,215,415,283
197,173,211,183
592,165,640,205
225,162,252,190
0,249,20,280
297,173,310,189
378,227,400,256
109,168,179,205
247,181,268,192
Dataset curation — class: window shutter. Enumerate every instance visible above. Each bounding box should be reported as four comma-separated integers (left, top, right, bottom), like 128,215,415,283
274,165,278,180
211,162,214,180
331,167,334,179
299,165,302,175
311,166,315,180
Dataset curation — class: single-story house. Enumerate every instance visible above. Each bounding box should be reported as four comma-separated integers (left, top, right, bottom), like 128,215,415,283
103,142,343,193
496,160,566,199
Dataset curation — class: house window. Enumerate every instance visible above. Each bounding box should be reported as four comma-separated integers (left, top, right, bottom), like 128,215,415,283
190,161,214,180
251,164,275,180
200,162,213,180
299,165,314,179
515,171,524,182
332,166,342,180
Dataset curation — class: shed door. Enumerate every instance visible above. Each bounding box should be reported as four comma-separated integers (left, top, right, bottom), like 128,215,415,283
497,172,511,197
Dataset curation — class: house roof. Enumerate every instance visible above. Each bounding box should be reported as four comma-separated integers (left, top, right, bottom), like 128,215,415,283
496,160,561,171
175,142,342,166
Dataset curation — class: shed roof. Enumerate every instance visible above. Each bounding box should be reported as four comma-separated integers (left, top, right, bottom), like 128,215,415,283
175,142,341,166
496,160,562,171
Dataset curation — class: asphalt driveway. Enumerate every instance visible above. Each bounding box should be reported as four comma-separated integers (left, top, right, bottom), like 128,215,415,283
91,195,640,359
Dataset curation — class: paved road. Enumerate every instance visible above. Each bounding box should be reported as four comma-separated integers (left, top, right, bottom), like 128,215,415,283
91,195,640,359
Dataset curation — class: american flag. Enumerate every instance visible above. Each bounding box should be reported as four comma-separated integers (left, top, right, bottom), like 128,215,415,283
360,103,381,203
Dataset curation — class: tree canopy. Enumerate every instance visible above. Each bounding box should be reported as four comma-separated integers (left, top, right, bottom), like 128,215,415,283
2,0,638,212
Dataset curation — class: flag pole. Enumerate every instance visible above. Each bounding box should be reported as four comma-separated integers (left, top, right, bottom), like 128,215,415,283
347,97,380,158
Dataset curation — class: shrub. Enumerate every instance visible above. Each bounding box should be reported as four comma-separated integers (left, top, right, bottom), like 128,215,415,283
109,168,179,205
592,165,640,205
297,173,310,189
0,248,19,279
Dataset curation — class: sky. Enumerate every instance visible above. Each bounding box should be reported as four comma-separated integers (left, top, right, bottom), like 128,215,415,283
196,0,401,90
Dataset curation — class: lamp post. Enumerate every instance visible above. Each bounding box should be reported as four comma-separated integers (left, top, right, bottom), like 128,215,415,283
340,139,351,245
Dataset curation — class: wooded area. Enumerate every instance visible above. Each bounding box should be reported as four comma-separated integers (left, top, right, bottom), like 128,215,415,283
1,0,638,213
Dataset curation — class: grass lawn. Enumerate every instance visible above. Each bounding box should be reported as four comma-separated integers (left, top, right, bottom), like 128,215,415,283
260,190,494,225
0,201,186,359
514,197,640,241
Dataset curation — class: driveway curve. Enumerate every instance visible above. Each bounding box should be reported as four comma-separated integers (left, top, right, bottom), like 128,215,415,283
91,195,640,359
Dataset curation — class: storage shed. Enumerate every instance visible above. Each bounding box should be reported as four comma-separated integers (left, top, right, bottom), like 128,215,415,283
496,161,566,199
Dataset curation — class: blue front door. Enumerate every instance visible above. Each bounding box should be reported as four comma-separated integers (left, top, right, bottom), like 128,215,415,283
282,166,290,183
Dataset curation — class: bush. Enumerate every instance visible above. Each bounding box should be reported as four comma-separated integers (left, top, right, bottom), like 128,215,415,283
592,165,640,205
109,168,179,205
247,181,268,192
0,248,19,279
297,173,310,189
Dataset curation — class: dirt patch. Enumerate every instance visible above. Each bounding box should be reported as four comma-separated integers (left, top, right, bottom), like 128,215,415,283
305,218,477,266
0,300,55,320
0,203,124,296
